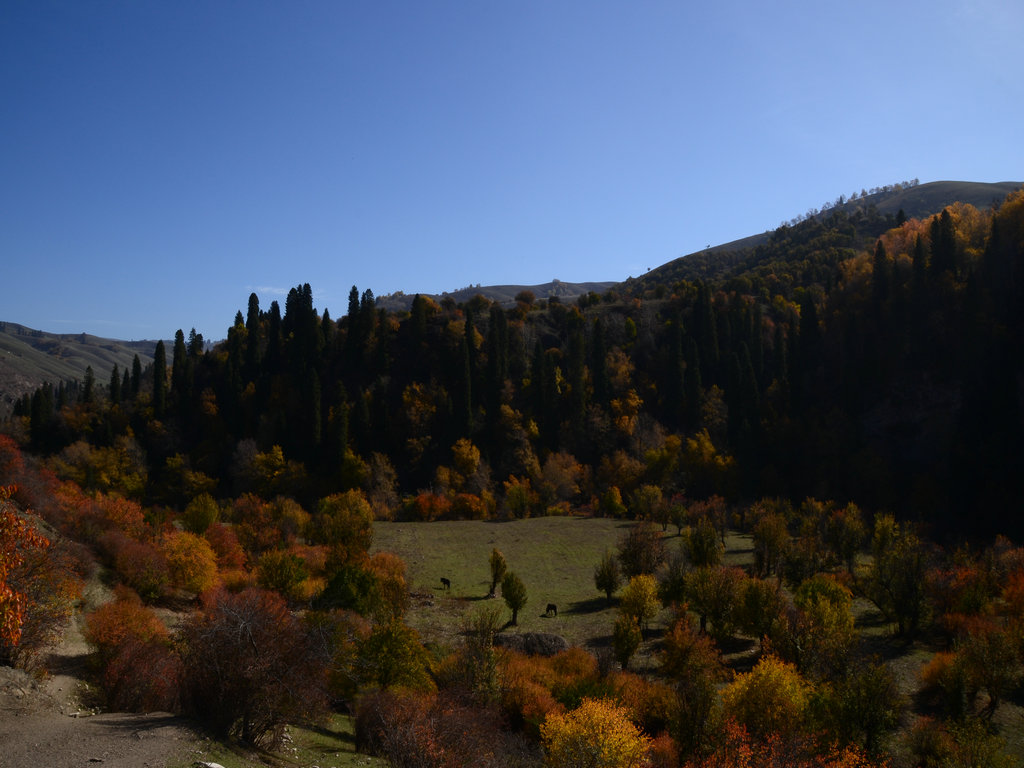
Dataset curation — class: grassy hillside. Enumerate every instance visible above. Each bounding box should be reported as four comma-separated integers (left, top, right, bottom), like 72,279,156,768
0,322,157,412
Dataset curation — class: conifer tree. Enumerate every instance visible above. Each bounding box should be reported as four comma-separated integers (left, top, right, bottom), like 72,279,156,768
591,317,609,409
131,354,142,396
171,329,187,395
153,340,167,417
109,364,121,404
81,365,95,404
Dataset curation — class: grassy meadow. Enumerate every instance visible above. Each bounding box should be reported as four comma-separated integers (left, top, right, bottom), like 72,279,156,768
373,516,755,665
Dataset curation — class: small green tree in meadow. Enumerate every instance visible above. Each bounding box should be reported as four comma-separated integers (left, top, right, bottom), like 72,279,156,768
684,516,723,568
502,571,527,625
489,547,507,597
594,549,621,604
620,574,660,635
617,523,666,578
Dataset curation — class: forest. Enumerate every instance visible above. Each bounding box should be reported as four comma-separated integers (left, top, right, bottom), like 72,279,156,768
2,186,1024,767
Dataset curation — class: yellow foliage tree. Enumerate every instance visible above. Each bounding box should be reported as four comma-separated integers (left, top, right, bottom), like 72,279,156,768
541,697,651,768
162,530,218,595
720,654,810,740
619,574,660,633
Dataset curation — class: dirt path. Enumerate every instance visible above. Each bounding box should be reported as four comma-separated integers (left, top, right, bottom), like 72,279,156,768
0,576,206,768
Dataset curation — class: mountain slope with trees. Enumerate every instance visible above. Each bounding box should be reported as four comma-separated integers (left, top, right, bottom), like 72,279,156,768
7,181,1024,539
0,323,156,415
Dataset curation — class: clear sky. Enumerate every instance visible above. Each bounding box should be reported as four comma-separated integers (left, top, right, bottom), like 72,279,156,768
2,1,1022,341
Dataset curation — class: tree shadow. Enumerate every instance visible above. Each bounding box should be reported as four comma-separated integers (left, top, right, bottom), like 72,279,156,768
304,721,356,747
564,597,614,615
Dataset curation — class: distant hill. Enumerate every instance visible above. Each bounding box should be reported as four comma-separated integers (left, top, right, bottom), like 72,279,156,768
0,322,157,413
376,279,618,312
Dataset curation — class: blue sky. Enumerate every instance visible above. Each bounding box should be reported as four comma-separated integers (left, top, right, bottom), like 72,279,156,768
2,1,1021,341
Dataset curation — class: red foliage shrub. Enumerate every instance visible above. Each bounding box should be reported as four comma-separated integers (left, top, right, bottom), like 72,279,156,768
84,586,168,661
406,492,451,522
3,536,85,669
178,587,328,747
98,530,170,602
84,587,179,711
0,435,25,482
355,689,533,768
102,633,181,712
649,732,681,768
203,522,248,571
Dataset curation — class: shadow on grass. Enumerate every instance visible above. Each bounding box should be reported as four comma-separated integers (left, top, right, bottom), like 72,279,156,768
565,597,615,615
303,721,356,746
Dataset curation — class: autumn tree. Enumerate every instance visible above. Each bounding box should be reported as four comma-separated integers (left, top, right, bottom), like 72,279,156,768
161,530,219,596
502,571,528,625
358,617,433,690
660,615,728,758
541,698,651,768
752,511,789,579
720,654,810,741
256,549,310,603
0,488,50,652
685,565,744,641
866,514,930,636
825,503,866,573
812,659,903,755
790,574,856,679
179,587,328,748
313,490,374,569
617,522,666,579
619,574,661,634
612,614,642,671
84,586,179,711
181,492,220,534
735,576,785,651
684,516,724,568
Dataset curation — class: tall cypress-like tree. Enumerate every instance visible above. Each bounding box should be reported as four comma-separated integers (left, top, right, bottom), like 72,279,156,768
591,318,609,409
171,329,188,396
109,364,121,405
930,208,957,277
153,340,167,417
131,354,142,396
82,365,95,404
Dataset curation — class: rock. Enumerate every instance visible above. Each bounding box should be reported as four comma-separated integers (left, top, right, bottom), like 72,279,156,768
493,631,569,656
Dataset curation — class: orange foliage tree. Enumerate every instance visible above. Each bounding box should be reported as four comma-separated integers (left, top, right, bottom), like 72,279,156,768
84,586,179,711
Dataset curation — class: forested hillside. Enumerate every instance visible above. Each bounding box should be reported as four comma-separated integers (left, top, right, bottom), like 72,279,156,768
8,185,1024,540
0,323,155,415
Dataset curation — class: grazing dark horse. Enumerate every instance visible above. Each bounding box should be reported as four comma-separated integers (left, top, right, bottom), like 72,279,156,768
440,577,451,591
545,603,557,617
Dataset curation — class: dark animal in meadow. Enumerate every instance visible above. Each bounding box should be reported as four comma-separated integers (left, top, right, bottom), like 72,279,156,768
440,577,451,591
545,603,557,617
